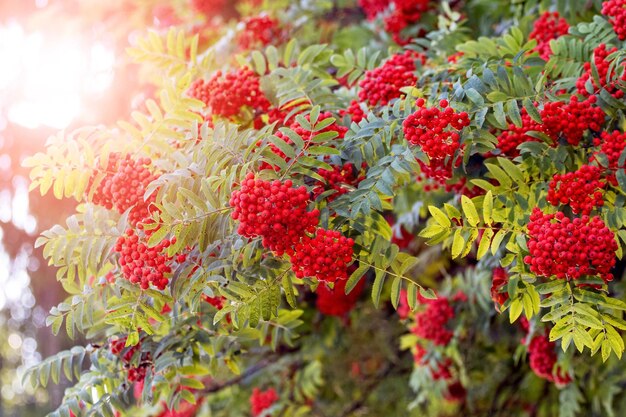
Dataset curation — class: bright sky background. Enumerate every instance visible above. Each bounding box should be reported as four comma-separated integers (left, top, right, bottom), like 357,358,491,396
0,20,116,129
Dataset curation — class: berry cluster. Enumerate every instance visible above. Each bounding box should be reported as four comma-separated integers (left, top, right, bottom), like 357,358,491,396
312,162,360,202
490,267,509,306
114,228,174,290
202,294,226,309
576,44,626,99
110,337,150,383
524,208,618,281
414,345,466,401
403,99,470,159
290,228,355,283
547,165,605,214
543,96,605,146
341,99,367,124
315,275,365,316
229,174,320,255
527,334,571,386
189,0,226,17
156,401,198,417
358,0,390,20
188,67,271,119
237,15,283,50
592,130,626,185
529,12,569,60
495,109,540,157
383,0,430,44
413,345,453,380
602,0,626,40
250,388,278,416
89,153,158,226
411,294,455,346
496,96,604,154
358,50,423,107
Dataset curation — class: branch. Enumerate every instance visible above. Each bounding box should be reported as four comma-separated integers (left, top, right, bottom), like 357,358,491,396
338,364,395,417
198,348,301,395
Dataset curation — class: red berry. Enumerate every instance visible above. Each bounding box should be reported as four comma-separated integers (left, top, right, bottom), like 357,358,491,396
250,388,278,416
315,275,365,316
229,173,320,255
602,0,626,40
188,67,271,120
358,50,425,107
411,294,455,346
529,12,569,60
546,165,605,215
237,15,284,50
527,334,572,386
289,228,354,283
524,208,617,281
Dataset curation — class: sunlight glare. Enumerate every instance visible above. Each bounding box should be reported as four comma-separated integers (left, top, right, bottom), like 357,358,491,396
0,22,116,129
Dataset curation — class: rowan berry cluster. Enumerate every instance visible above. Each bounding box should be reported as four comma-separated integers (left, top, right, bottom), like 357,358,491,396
315,275,365,316
229,173,320,255
114,228,174,290
358,50,423,107
602,0,626,40
358,0,389,20
237,15,283,50
188,67,271,119
592,130,626,185
189,0,226,17
413,346,453,380
89,153,158,226
403,99,470,159
312,162,360,202
414,345,466,401
202,294,226,310
524,208,617,281
110,337,139,363
527,334,571,386
411,294,455,346
541,96,605,146
547,165,605,214
250,388,278,416
495,109,539,157
156,401,198,417
341,99,367,124
495,96,604,153
110,337,150,383
490,267,509,306
383,0,430,45
290,228,355,283
576,44,626,98
529,12,569,60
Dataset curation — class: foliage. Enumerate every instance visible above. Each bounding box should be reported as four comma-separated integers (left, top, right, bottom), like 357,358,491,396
21,0,626,416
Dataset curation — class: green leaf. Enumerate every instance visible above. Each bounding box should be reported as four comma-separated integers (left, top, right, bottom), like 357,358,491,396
390,277,402,310
371,268,385,308
509,298,523,323
451,228,465,259
428,206,451,228
477,228,494,259
483,190,493,225
345,265,369,294
491,229,508,255
506,99,522,127
461,195,480,227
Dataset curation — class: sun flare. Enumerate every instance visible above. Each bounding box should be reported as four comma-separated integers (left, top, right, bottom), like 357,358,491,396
0,21,115,129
